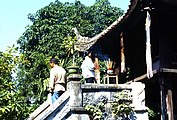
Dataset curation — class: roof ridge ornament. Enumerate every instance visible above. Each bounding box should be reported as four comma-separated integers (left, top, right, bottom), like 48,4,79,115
71,27,97,52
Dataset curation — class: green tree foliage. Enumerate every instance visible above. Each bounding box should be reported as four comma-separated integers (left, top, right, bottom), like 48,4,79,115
15,0,124,117
0,46,30,119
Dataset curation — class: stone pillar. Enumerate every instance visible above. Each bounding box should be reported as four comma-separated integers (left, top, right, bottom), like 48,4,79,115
67,74,82,107
131,82,149,120
67,74,90,120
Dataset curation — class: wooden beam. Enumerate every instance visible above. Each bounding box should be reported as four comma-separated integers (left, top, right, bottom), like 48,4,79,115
160,68,177,73
126,69,158,84
126,68,177,84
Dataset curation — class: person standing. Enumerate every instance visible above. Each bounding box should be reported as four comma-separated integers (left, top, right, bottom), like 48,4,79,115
48,57,66,103
81,51,96,83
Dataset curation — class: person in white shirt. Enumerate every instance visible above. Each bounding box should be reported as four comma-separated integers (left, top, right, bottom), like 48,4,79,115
48,58,66,103
81,51,96,83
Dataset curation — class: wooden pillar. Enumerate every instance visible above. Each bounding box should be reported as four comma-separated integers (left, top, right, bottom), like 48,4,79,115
158,11,174,120
159,73,174,120
94,57,100,84
159,75,166,120
165,75,174,120
166,90,174,120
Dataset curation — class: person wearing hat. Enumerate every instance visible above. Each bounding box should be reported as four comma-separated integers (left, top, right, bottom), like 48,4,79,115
48,57,66,103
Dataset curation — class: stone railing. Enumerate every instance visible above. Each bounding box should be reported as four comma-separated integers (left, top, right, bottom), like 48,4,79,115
27,73,149,120
27,91,70,120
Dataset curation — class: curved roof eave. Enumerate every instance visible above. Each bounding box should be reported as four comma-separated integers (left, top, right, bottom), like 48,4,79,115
90,0,139,42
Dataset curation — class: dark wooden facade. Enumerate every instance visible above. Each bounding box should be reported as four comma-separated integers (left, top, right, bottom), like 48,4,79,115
92,0,177,119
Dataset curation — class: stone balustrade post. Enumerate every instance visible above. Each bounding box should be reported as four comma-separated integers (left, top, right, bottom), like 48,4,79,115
67,74,83,107
131,82,149,120
66,73,90,120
